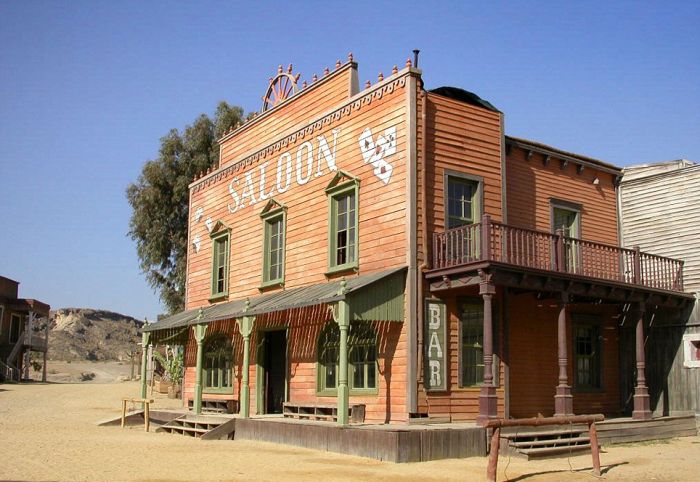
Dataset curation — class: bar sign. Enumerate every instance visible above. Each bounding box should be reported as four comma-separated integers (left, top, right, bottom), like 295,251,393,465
424,300,447,391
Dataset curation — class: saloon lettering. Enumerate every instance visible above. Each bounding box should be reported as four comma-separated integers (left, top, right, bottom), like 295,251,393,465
227,129,341,214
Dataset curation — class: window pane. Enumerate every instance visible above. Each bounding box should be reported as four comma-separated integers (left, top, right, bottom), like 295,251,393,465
447,177,478,228
460,302,484,386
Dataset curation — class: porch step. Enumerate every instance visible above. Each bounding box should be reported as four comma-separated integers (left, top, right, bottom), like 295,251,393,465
500,425,591,459
187,398,238,414
157,414,235,440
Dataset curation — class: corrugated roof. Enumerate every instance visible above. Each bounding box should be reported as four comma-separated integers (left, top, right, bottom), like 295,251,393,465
144,267,407,333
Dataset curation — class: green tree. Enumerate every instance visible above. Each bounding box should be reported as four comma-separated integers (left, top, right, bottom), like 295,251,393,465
127,102,245,313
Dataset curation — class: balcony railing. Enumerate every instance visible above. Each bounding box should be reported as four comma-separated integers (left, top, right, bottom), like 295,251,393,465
432,215,685,293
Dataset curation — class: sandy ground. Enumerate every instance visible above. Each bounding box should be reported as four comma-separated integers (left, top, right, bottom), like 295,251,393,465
0,378,698,482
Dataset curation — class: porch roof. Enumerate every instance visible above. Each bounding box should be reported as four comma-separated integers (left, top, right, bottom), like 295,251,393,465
144,266,407,334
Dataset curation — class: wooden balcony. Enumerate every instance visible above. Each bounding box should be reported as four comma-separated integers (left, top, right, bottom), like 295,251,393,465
430,215,685,295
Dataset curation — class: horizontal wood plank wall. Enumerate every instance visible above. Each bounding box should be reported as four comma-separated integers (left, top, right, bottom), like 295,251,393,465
424,92,503,238
416,288,506,421
219,66,355,168
508,292,620,418
620,165,700,293
506,146,618,245
186,77,409,307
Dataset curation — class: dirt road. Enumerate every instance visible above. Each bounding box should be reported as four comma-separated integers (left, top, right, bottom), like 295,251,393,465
0,380,697,481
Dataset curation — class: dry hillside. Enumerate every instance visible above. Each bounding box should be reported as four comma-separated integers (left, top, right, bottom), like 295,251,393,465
47,308,144,361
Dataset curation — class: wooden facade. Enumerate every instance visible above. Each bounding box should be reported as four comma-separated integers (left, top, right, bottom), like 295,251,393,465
619,161,700,417
144,55,695,431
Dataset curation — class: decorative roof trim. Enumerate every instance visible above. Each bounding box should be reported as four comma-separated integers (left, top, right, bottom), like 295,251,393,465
190,69,416,193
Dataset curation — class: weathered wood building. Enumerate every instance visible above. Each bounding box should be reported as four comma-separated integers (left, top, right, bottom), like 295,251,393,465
142,55,694,431
619,160,700,418
0,275,50,382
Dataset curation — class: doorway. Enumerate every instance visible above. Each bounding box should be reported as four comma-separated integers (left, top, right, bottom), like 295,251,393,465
259,329,287,414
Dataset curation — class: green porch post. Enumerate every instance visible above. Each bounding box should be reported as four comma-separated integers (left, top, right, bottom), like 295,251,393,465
334,279,350,426
139,331,151,401
236,299,255,418
193,323,208,414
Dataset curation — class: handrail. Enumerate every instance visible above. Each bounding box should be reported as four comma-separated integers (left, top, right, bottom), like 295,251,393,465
432,215,685,293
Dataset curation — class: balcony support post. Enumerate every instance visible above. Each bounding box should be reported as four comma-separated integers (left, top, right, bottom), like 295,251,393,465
555,228,566,272
477,270,498,425
554,292,574,416
633,302,652,420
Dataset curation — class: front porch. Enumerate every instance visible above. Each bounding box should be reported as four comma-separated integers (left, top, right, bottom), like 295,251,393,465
425,215,695,425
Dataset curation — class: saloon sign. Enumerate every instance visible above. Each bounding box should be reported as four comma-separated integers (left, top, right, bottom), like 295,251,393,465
424,300,447,391
226,125,397,214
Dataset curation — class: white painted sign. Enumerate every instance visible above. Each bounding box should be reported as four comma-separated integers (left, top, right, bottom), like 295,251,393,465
359,126,396,185
424,300,447,391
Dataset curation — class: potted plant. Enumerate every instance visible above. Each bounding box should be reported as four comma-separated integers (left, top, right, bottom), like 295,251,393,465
153,347,183,398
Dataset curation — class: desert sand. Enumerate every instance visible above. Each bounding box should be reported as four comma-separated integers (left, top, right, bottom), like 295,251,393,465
1,365,698,481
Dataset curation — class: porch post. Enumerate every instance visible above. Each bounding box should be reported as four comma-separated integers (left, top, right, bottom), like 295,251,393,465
632,302,652,420
42,315,49,382
193,323,208,415
334,279,350,426
236,299,255,418
139,331,151,400
477,271,498,425
23,311,34,380
554,292,573,416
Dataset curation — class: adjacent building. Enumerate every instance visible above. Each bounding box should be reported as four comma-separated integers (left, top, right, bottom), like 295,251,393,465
0,275,50,382
619,160,700,418
143,55,694,428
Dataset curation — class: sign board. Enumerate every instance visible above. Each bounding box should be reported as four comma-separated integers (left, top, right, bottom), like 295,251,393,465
424,299,447,391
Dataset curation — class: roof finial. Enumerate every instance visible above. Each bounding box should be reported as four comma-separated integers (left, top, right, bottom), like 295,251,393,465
277,64,283,74
392,65,398,75
287,63,293,74
365,80,371,89
348,52,353,63
324,67,330,76
302,80,308,89
406,57,412,68
378,72,384,82
312,73,318,82
335,59,341,69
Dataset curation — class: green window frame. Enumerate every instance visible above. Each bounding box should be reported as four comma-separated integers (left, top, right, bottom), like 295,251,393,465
573,323,602,390
203,333,234,393
210,229,230,300
260,205,286,288
326,178,359,274
317,321,378,395
460,301,484,387
446,174,481,229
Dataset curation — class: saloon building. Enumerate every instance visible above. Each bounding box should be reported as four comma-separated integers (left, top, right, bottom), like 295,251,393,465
142,54,694,435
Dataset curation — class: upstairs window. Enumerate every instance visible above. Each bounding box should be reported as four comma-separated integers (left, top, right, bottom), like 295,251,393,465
446,175,481,229
326,171,360,273
210,222,231,300
551,200,581,238
260,199,286,288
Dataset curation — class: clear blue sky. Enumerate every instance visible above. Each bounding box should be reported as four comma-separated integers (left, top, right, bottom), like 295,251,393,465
1,1,698,320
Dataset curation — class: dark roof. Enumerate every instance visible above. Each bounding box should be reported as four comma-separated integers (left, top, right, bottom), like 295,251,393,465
144,267,407,333
429,86,500,113
506,136,622,175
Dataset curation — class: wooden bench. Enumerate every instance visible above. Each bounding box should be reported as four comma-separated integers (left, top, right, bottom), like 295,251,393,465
283,402,365,423
187,397,238,414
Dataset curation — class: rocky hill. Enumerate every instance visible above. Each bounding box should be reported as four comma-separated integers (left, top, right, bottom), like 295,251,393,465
47,308,144,362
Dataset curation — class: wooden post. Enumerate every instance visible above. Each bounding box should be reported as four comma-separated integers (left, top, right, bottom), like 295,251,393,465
139,331,151,404
589,421,601,476
555,228,565,272
486,427,501,482
236,300,255,418
193,323,208,415
144,400,151,432
121,399,127,428
42,314,49,382
632,302,652,420
554,292,573,416
333,279,350,425
632,246,642,285
477,271,498,425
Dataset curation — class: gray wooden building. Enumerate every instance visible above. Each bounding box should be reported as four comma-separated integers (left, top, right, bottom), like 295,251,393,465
619,160,700,418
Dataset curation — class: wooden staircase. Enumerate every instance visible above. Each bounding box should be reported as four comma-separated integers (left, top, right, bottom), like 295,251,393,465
157,414,235,440
500,425,591,459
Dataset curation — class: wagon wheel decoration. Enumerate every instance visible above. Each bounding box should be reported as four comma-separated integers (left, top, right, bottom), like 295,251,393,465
262,64,301,112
